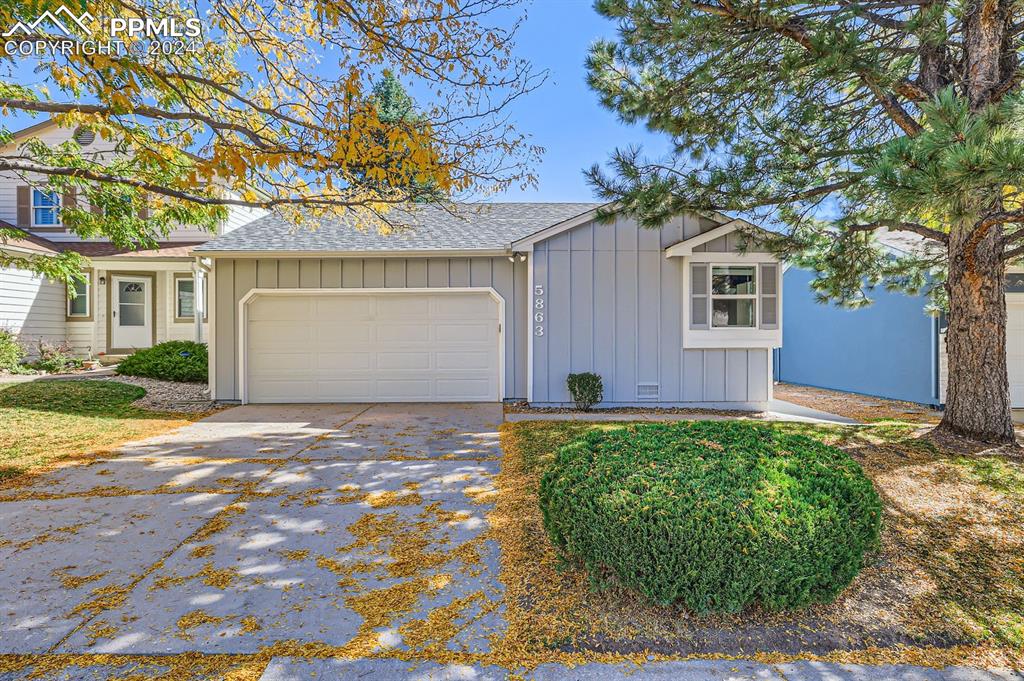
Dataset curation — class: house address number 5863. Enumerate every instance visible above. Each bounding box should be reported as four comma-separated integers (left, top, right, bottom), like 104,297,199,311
534,284,545,336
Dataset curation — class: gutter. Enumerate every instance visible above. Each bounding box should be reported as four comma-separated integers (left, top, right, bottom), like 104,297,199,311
187,248,513,259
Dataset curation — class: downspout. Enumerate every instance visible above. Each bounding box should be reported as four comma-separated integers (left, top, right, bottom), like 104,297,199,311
193,256,211,344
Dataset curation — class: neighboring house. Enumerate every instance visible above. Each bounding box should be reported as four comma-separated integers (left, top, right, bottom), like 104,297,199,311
194,207,783,408
0,120,262,357
776,231,1024,408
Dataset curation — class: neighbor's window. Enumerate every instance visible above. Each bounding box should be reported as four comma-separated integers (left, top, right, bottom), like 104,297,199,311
176,277,195,319
32,189,61,227
711,265,756,328
67,273,90,318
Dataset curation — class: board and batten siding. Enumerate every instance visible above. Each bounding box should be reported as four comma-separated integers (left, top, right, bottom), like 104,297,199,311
0,265,66,354
530,213,773,407
212,256,528,401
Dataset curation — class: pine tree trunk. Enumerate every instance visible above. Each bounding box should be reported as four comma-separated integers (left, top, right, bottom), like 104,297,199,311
938,223,1016,443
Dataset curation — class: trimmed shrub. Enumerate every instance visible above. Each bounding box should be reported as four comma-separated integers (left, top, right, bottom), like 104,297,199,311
29,340,81,374
538,421,882,613
117,341,207,383
0,329,25,372
566,372,603,411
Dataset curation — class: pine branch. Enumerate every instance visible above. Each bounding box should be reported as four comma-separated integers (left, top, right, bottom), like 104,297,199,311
846,220,949,243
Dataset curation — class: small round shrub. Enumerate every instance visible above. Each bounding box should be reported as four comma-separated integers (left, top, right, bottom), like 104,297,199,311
538,421,882,614
567,372,603,411
117,341,207,383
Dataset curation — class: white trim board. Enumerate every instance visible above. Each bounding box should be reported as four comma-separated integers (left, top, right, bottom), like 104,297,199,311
192,248,511,259
236,287,506,405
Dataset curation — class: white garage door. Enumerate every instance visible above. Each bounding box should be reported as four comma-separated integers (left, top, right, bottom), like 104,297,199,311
244,290,501,403
1010,301,1024,408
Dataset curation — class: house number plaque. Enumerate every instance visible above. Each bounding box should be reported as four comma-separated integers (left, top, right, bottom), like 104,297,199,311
534,284,545,336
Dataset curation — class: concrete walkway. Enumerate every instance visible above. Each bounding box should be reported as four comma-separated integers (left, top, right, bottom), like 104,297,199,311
505,399,858,426
257,658,1023,680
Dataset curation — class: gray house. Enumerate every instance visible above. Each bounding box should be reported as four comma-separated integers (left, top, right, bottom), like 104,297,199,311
193,203,782,409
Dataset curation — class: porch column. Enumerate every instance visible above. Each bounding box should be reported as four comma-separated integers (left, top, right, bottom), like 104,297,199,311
192,261,205,344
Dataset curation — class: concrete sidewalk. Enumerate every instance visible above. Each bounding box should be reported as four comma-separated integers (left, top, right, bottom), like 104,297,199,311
504,399,858,426
256,657,1023,680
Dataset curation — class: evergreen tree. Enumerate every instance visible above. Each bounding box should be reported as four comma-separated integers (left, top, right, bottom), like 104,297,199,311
367,72,444,202
586,0,1024,444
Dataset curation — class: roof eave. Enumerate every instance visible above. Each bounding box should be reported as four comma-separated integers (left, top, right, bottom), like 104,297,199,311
189,247,513,259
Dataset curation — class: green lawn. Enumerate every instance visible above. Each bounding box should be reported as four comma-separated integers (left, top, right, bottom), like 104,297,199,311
496,419,1024,666
0,380,193,482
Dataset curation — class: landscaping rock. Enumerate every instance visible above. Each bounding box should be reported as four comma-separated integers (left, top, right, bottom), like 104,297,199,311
102,375,214,414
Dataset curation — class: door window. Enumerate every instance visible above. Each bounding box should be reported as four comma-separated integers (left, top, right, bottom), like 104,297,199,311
119,281,146,326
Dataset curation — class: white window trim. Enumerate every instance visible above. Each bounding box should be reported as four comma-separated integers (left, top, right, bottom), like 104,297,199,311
708,264,758,330
67,272,90,318
175,275,195,321
31,189,62,228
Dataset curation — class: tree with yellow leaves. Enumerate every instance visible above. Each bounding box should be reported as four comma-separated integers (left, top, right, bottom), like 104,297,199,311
0,0,543,281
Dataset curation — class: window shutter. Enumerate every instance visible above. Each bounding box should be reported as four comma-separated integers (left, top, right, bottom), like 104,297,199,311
62,187,77,210
138,194,149,220
690,263,709,330
759,263,779,329
16,186,30,228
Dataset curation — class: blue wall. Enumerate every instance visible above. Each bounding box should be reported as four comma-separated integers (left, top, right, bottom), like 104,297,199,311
777,267,937,405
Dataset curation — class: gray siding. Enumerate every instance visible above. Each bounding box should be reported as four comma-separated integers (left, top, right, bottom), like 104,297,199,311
213,256,528,401
531,214,771,407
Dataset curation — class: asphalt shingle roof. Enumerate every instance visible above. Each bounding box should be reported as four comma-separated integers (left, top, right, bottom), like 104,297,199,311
193,202,604,253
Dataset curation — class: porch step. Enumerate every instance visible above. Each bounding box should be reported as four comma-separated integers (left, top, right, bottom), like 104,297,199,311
97,355,129,366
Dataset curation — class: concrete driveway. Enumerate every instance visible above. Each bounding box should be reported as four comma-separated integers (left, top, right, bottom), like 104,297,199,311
0,403,504,667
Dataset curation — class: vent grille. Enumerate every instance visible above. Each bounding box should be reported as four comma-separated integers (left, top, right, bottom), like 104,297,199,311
637,383,659,401
73,127,95,146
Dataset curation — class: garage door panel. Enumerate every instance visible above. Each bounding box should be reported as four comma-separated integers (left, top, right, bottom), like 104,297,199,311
316,352,372,371
376,324,431,343
314,324,372,344
249,352,313,372
316,379,375,400
437,351,489,370
246,291,500,403
436,378,492,399
377,296,431,318
248,297,313,321
435,323,491,343
433,295,496,316
248,380,317,402
314,296,372,318
376,379,433,400
376,352,432,370
249,321,314,344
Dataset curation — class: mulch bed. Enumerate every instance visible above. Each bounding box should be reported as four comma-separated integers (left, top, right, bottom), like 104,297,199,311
504,401,761,418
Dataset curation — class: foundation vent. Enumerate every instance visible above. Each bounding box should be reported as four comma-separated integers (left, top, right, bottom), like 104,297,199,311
637,383,660,401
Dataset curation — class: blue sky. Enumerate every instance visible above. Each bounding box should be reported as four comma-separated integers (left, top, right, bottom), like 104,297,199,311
498,1,669,202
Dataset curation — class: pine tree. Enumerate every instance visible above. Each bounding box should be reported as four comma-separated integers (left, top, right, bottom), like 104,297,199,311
367,72,444,202
586,0,1024,444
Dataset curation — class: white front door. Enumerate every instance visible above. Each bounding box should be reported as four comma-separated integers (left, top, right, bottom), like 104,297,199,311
111,275,152,351
1009,300,1024,408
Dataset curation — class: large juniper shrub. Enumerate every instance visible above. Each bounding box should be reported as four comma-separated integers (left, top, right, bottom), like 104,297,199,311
117,341,207,383
538,421,882,614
